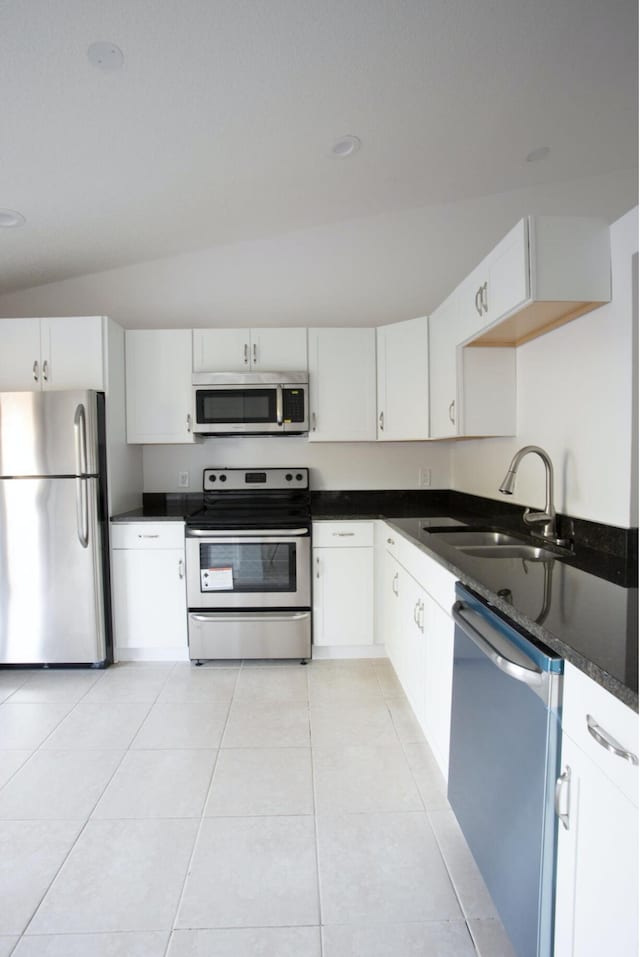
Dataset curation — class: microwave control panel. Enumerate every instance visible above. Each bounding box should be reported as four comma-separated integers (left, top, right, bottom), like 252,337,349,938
283,389,305,423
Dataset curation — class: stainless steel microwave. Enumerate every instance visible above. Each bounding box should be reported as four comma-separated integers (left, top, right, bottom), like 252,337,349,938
192,372,308,435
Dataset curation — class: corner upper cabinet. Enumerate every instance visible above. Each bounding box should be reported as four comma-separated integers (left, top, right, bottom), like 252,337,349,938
0,316,106,391
192,328,307,373
429,290,516,439
307,327,376,441
125,329,197,443
376,316,430,440
461,216,611,346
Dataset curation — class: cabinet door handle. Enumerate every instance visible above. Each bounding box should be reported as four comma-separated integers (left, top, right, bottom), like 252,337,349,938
252,342,257,365
33,360,39,382
586,714,639,765
392,571,399,596
418,599,425,632
186,413,192,434
312,412,317,432
413,599,420,626
178,558,185,579
316,555,320,579
42,359,49,382
448,400,455,424
243,343,249,365
481,281,488,313
379,411,384,432
555,766,571,830
474,287,483,316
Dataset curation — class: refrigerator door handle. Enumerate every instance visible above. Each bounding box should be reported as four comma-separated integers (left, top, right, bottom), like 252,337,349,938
73,404,88,475
75,477,90,548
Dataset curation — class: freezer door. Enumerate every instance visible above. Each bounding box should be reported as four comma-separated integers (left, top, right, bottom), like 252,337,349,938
0,477,106,664
0,390,99,477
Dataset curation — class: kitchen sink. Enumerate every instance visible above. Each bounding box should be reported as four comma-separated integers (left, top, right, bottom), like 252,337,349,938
426,528,571,561
427,530,526,547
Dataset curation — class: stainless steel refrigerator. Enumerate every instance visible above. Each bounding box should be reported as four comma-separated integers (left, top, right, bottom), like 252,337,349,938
0,390,112,666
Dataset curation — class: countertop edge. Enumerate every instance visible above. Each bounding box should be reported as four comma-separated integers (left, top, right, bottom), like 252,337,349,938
383,518,639,713
110,508,637,710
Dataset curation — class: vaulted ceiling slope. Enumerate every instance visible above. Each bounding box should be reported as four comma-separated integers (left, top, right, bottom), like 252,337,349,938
0,0,637,296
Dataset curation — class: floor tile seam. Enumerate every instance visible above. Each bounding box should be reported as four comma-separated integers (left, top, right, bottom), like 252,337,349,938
0,750,35,795
16,697,92,753
421,808,470,923
190,666,241,814
17,803,105,939
308,682,324,956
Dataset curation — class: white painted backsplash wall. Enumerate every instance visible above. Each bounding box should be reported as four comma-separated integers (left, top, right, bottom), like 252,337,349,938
142,439,452,493
452,206,638,529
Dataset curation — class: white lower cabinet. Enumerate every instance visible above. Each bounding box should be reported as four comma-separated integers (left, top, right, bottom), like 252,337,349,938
378,524,456,779
312,522,374,653
554,663,638,957
111,522,189,661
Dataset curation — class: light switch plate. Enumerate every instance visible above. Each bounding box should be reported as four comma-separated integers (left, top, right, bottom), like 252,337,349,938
178,471,190,488
419,467,431,488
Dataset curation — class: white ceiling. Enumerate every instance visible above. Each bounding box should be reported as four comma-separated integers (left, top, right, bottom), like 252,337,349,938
1,0,637,296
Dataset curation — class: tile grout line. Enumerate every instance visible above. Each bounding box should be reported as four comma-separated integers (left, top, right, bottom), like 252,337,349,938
161,663,242,957
15,664,177,946
307,661,325,957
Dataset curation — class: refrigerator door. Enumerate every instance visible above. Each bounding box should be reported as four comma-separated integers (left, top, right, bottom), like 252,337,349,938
0,476,106,664
0,390,99,477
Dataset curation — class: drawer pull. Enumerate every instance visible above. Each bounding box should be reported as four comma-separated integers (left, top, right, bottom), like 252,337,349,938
333,532,355,537
586,714,638,765
137,533,160,539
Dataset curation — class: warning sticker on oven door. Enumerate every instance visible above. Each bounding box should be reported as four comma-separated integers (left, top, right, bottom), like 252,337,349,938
201,566,234,590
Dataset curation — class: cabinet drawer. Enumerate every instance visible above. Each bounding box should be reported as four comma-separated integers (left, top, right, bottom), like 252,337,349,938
563,662,638,806
313,521,374,548
111,522,185,549
396,536,457,615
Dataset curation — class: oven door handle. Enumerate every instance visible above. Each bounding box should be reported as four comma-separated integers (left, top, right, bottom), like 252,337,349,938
190,612,310,623
186,527,309,537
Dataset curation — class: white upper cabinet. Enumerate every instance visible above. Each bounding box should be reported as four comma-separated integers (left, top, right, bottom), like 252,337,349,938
192,328,307,373
307,327,376,441
0,316,105,391
429,290,516,440
376,316,429,441
125,329,197,444
461,216,611,347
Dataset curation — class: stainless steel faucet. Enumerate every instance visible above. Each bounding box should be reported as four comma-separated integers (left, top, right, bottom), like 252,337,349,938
499,445,568,546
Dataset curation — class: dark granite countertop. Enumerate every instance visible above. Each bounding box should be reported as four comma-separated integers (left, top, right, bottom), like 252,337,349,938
111,489,638,709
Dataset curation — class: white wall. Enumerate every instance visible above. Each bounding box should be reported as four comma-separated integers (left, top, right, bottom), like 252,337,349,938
452,207,638,528
142,438,451,493
0,171,634,329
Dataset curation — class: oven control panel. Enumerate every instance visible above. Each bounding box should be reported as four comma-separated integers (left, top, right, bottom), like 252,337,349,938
202,468,309,490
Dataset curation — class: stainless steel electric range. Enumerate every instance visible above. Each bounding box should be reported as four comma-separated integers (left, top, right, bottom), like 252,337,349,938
185,468,311,662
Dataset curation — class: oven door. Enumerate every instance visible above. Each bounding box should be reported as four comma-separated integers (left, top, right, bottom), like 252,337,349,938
185,530,311,609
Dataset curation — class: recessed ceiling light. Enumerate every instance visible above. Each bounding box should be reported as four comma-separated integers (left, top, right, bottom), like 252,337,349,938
332,135,362,158
0,209,25,228
87,41,124,72
526,146,551,163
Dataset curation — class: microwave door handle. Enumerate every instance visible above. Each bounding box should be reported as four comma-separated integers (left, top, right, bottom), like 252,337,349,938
276,384,284,426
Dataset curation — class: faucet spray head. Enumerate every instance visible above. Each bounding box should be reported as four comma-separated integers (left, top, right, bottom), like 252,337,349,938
499,469,517,495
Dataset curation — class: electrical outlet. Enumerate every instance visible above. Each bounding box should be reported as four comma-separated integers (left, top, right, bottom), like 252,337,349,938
178,471,190,488
419,467,431,488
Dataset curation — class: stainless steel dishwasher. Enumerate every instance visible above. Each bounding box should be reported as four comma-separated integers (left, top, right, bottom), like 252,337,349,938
448,583,563,957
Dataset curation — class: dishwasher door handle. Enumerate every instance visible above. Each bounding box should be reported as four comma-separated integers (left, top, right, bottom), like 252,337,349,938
452,600,543,689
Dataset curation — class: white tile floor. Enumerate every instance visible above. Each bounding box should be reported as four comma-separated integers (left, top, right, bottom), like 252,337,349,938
0,660,516,957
